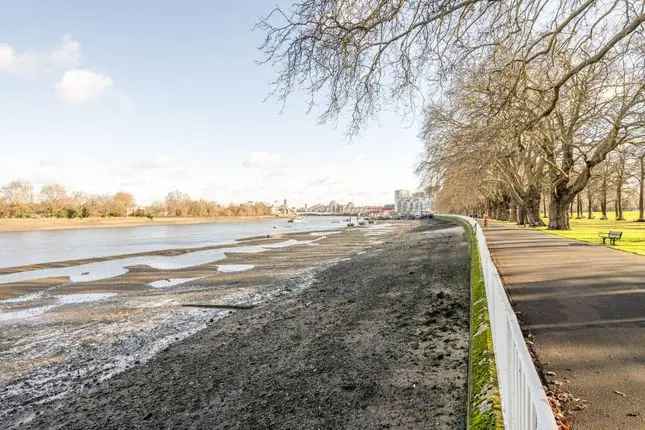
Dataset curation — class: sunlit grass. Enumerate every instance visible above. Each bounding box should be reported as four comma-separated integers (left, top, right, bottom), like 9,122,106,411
538,210,645,256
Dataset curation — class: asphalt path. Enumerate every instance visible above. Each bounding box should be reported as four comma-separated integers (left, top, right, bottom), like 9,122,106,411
486,223,645,429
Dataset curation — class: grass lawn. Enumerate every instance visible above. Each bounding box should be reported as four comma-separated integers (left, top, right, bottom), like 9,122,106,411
538,210,645,256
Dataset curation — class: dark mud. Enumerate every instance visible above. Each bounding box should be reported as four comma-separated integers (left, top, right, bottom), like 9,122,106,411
11,219,470,430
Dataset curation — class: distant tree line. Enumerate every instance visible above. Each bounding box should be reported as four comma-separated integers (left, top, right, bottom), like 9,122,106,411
0,181,273,219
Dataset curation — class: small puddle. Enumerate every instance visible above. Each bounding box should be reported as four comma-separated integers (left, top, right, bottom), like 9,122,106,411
310,231,342,237
148,277,205,288
55,293,117,305
0,294,117,323
0,305,57,322
217,264,255,273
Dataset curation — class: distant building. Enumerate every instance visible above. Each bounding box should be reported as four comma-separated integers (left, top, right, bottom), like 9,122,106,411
271,200,281,215
271,198,294,216
298,201,395,216
394,190,411,212
394,190,432,216
327,200,342,213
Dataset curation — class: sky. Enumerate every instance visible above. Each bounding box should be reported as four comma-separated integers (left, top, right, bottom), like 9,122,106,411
0,1,423,207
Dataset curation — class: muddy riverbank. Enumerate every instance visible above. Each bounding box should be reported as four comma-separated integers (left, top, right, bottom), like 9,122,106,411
1,222,403,428
4,218,470,430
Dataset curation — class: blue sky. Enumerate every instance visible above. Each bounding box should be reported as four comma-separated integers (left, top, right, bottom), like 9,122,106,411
0,1,422,206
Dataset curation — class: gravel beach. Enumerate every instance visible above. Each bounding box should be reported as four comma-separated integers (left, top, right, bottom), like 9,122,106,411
4,219,470,429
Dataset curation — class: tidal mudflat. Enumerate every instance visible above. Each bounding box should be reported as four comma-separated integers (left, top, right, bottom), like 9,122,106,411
2,219,469,430
0,221,403,429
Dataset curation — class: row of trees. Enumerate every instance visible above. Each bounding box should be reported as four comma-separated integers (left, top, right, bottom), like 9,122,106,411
422,45,645,229
0,181,272,219
258,0,645,230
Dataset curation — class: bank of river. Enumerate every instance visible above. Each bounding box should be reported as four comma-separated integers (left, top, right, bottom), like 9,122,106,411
2,218,470,430
0,215,279,233
1,221,405,429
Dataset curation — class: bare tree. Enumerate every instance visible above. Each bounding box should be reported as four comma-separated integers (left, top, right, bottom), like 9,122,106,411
1,180,34,217
258,1,644,230
40,184,69,217
638,152,645,222
111,192,136,217
165,191,192,217
258,0,644,133
612,149,628,220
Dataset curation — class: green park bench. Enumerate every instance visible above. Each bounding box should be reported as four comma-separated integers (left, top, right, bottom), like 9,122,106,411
599,230,623,245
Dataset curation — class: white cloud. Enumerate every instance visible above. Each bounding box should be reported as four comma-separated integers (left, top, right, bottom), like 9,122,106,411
49,35,81,69
0,44,16,71
243,151,282,168
0,35,122,106
0,35,81,76
56,69,113,104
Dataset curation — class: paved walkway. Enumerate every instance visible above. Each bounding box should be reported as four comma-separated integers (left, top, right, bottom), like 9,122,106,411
485,223,645,430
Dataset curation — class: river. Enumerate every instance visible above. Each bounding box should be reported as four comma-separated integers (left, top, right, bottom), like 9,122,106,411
0,216,346,269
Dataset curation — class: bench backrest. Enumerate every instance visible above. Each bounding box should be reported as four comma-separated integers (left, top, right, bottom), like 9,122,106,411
608,231,623,238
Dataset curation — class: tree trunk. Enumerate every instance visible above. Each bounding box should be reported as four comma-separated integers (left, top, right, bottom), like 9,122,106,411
614,200,619,218
616,180,624,220
638,157,645,222
548,193,572,230
587,188,593,219
600,177,608,220
542,194,548,219
509,202,516,223
576,194,583,219
526,187,545,227
494,200,510,221
517,205,527,225
495,204,503,220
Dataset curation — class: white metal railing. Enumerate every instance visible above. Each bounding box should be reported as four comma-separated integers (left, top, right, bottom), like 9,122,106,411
456,216,558,430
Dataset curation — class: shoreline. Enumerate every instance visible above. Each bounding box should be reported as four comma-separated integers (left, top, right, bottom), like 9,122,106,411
0,215,281,233
0,221,410,428
4,218,470,430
